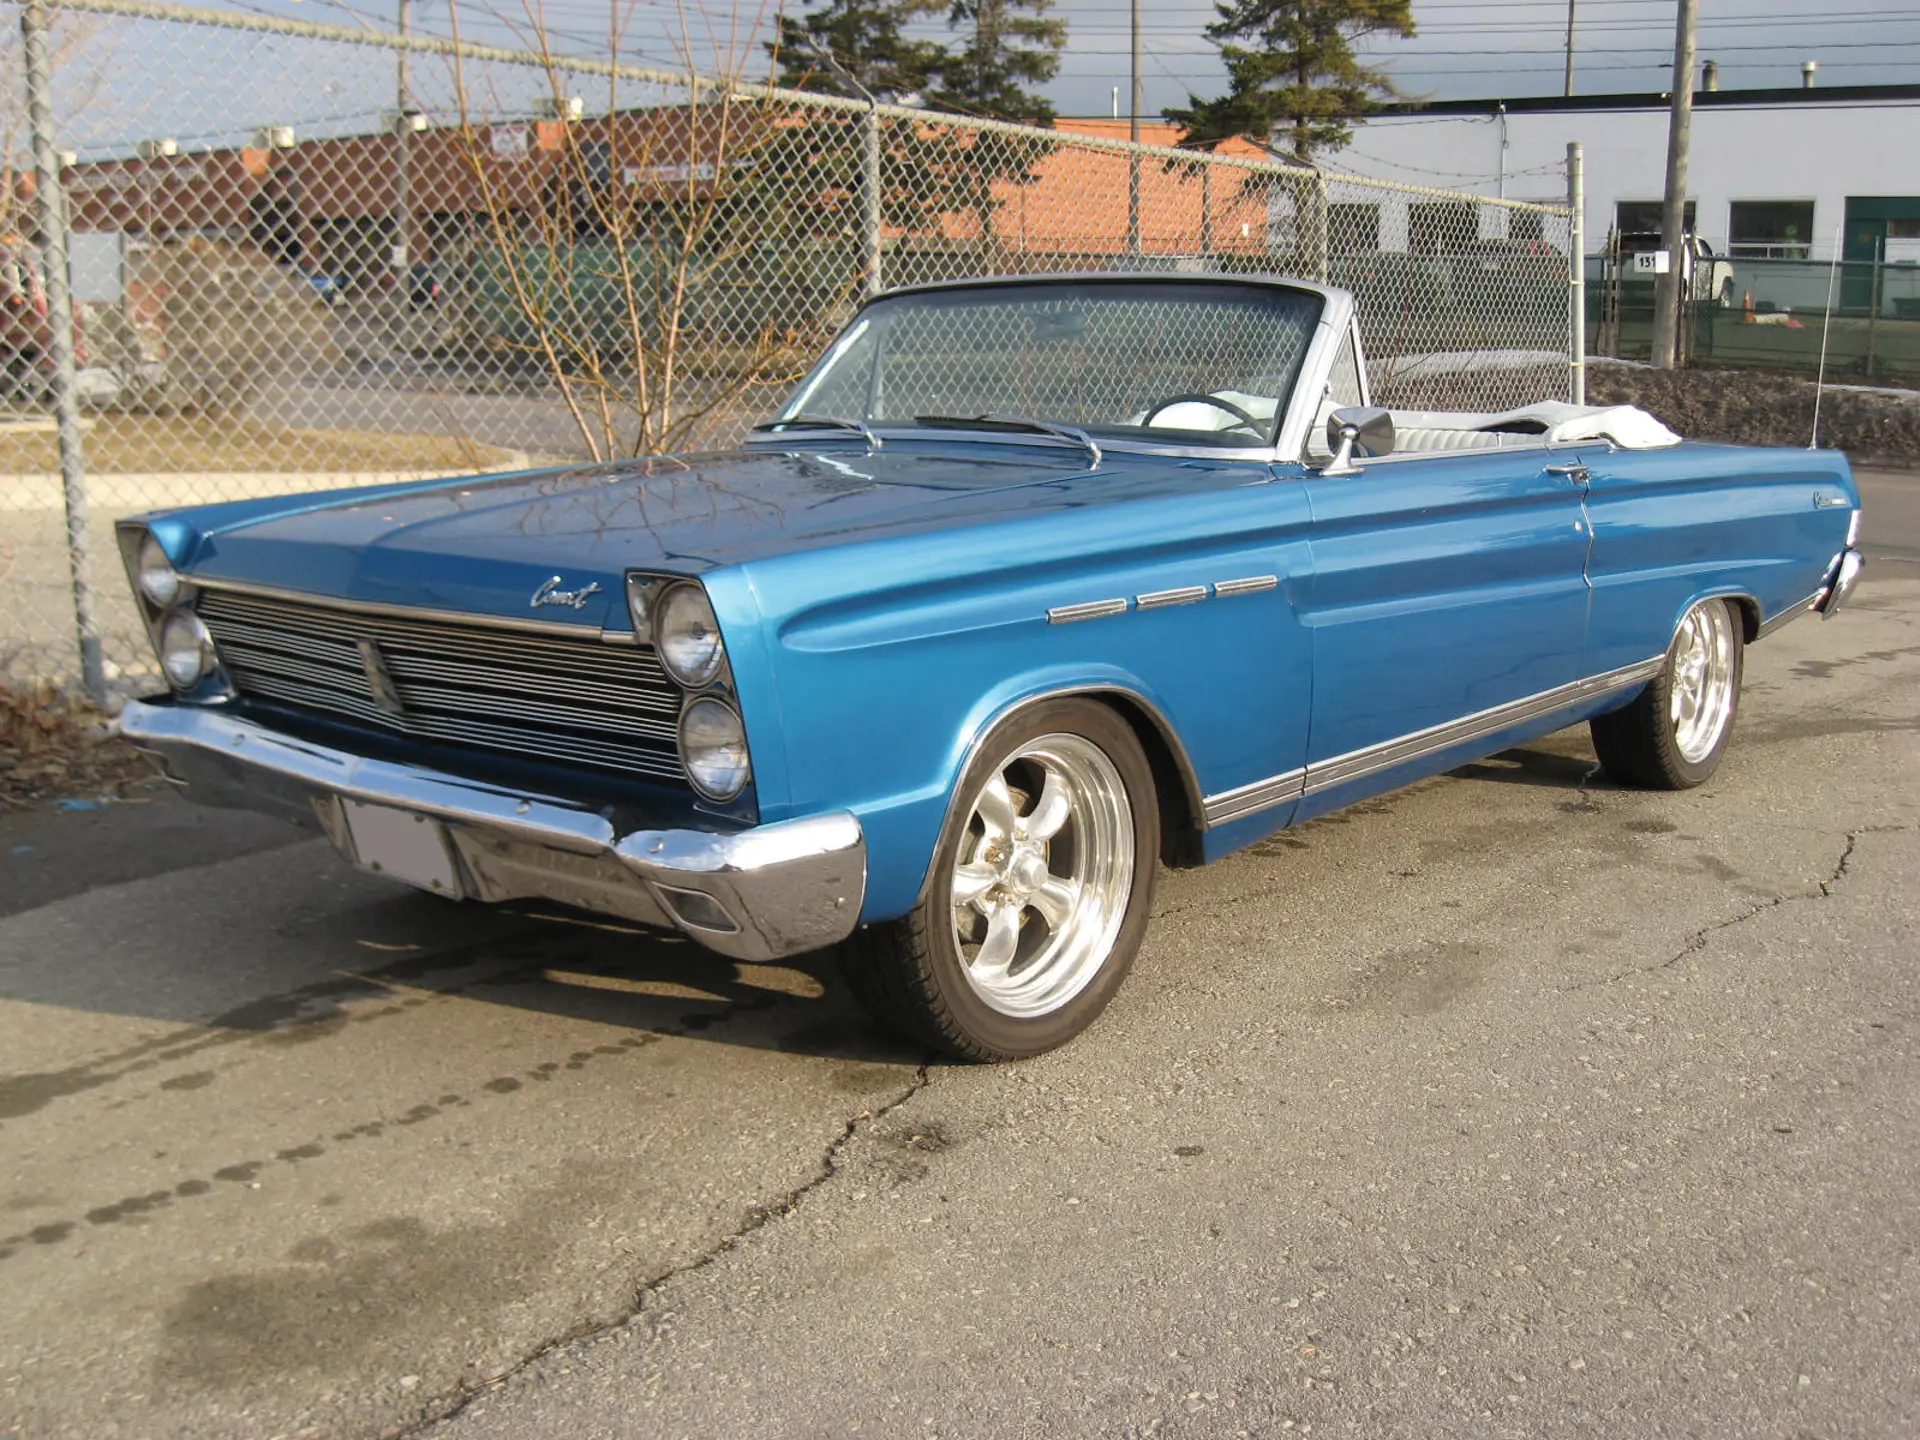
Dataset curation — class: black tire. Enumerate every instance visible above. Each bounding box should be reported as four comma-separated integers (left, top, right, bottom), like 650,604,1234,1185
1590,598,1744,790
839,698,1160,1062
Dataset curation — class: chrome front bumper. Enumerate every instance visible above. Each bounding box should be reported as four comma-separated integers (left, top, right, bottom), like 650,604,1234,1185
117,701,866,963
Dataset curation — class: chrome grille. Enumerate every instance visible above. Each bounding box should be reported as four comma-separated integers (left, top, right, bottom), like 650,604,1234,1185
197,589,688,785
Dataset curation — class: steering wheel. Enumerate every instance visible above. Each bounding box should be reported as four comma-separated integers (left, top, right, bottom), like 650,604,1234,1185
1141,392,1262,431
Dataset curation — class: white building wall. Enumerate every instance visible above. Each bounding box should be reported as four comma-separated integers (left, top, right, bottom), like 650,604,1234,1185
1335,99,1920,257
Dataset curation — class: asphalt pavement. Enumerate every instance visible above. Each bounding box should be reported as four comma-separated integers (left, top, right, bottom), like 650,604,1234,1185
0,470,1915,1439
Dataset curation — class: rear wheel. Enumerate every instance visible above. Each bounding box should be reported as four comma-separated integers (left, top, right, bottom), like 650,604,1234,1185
1590,597,1744,789
839,699,1158,1061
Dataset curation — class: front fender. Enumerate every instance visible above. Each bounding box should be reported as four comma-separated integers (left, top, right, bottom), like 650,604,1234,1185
717,476,1316,925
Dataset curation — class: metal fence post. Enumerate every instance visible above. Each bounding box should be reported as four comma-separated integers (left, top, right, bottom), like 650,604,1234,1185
1568,141,1587,405
862,103,882,296
1866,245,1884,382
20,0,104,702
1312,169,1329,282
1199,164,1212,257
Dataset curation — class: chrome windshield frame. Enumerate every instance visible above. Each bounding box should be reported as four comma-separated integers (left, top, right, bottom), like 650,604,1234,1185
752,272,1358,468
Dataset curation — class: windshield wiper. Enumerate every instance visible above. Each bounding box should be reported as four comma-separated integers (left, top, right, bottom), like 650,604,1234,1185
753,413,882,449
913,413,1102,468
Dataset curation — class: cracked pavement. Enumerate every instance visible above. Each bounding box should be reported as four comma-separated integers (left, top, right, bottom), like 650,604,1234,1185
3,559,1917,1437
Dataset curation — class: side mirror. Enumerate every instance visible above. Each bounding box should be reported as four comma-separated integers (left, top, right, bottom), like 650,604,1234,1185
1322,406,1394,476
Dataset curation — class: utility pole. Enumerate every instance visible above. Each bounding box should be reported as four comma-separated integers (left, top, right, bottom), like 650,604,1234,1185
1127,0,1141,257
393,0,412,282
1650,0,1698,370
1563,0,1576,96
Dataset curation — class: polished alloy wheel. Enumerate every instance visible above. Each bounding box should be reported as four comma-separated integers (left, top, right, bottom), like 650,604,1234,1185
949,732,1135,1018
1669,600,1739,763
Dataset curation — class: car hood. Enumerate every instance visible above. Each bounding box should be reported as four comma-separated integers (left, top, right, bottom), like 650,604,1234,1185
167,442,1132,630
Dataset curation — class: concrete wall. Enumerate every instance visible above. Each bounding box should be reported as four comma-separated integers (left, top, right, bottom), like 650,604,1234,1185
1337,98,1920,258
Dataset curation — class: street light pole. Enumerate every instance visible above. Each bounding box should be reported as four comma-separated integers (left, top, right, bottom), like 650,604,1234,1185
1650,0,1698,369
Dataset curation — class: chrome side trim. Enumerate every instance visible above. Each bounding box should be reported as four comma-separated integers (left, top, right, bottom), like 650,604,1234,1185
1305,657,1664,795
1136,585,1208,610
1199,656,1664,829
1214,574,1279,597
1756,588,1823,640
1048,598,1129,624
191,576,615,642
1203,768,1306,827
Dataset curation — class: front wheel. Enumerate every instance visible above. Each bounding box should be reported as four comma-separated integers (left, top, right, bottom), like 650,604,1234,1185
839,699,1159,1061
1590,597,1744,789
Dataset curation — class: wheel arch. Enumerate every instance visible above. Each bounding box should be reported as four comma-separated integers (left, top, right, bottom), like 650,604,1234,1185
921,681,1206,906
1086,688,1207,868
1673,588,1761,646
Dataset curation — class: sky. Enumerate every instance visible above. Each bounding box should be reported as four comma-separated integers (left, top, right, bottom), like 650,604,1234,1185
217,0,1920,113
37,0,1920,162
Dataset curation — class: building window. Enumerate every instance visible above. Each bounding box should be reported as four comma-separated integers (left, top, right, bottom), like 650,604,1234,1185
1615,200,1695,238
1329,202,1380,252
1728,200,1814,259
1409,201,1477,255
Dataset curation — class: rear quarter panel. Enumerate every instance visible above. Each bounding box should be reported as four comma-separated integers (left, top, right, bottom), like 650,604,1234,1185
713,465,1317,922
1580,442,1857,676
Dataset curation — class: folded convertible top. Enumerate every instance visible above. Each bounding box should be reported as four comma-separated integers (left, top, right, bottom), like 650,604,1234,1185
1388,402,1682,452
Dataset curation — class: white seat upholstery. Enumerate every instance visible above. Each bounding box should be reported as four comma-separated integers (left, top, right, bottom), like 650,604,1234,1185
1388,426,1513,453
1387,402,1681,452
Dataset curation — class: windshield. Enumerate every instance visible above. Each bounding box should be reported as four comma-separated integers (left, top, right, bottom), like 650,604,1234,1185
776,279,1324,451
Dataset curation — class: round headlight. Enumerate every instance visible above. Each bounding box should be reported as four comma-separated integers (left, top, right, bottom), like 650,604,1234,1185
679,697,751,801
159,611,214,689
655,584,726,689
137,533,182,608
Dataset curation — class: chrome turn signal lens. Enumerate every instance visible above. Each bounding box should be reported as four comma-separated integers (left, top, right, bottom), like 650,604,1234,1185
137,533,183,608
158,610,214,689
679,696,750,801
655,583,726,689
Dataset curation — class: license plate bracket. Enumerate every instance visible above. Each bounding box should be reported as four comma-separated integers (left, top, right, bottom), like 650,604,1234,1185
340,799,462,896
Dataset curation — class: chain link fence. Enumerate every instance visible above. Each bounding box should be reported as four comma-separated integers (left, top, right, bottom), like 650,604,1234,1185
3,0,1577,694
1590,252,1920,387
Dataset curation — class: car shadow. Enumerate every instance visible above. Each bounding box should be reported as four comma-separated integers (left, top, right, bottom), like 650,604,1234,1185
1447,742,1613,790
0,810,923,1070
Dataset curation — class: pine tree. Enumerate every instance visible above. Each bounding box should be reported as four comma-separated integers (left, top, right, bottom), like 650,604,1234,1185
930,0,1066,125
756,0,962,273
923,0,1066,245
1165,0,1415,163
769,0,946,101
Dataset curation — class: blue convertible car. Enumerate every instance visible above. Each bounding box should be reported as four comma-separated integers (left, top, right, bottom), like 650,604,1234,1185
116,275,1864,1058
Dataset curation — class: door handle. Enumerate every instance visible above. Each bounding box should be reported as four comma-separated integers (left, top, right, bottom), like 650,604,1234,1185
1545,463,1591,483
